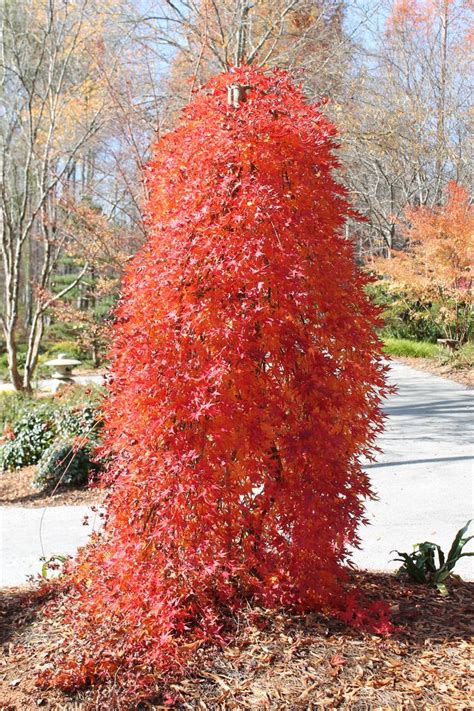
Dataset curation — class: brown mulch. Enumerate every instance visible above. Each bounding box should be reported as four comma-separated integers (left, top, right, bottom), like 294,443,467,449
0,572,472,710
395,357,473,388
0,467,108,508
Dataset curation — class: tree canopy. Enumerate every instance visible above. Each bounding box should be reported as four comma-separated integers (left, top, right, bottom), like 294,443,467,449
40,66,390,695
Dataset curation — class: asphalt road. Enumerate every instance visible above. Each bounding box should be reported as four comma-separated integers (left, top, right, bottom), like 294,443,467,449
1,361,473,586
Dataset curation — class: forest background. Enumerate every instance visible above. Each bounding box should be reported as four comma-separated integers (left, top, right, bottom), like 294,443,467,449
1,0,472,391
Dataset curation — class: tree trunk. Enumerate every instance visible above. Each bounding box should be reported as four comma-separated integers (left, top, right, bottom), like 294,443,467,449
4,328,23,391
22,308,45,392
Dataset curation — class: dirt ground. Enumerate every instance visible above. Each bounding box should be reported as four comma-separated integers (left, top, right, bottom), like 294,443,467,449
0,466,107,508
394,356,473,388
0,572,472,710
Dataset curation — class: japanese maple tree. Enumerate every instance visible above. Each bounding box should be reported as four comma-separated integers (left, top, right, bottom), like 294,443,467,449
43,67,389,694
374,182,473,343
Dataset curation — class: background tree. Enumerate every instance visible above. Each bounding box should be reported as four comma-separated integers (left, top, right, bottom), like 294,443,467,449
372,182,473,342
339,0,472,258
0,0,149,389
48,200,129,367
0,0,107,389
117,0,473,261
132,1,349,115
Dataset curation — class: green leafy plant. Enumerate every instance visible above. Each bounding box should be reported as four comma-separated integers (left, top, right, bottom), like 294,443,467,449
0,347,28,381
53,404,99,439
365,281,444,342
33,437,99,491
0,391,32,429
45,339,85,360
393,520,473,595
0,406,57,469
0,399,102,471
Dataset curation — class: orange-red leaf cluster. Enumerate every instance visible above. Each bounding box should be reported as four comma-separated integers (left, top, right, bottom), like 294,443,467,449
401,182,472,293
41,66,389,693
373,182,473,341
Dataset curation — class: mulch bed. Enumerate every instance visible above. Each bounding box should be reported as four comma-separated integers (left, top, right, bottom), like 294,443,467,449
395,357,473,388
0,572,472,710
0,467,108,508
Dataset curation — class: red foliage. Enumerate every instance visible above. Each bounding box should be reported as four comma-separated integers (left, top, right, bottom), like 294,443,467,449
340,594,396,637
41,67,389,694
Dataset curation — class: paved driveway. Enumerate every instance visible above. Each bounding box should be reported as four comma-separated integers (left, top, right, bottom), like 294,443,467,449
350,361,473,578
1,361,473,586
0,506,103,586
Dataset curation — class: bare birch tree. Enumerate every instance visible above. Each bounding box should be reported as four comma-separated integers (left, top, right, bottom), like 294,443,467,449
123,1,348,116
338,0,472,258
0,0,111,389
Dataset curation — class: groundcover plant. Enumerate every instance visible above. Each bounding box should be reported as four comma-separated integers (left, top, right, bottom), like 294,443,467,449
40,66,389,694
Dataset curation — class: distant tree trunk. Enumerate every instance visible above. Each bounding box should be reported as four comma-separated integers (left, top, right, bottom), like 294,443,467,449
434,0,449,205
0,0,103,390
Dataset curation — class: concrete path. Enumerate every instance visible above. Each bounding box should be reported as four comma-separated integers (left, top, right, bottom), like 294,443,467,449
0,506,103,586
350,362,473,578
1,361,473,586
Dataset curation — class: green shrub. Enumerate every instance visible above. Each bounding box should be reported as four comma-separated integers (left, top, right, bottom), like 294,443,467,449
0,400,102,471
53,404,99,439
33,437,98,491
0,352,8,380
46,340,85,359
382,337,440,359
0,406,57,470
366,282,444,342
0,391,32,429
0,347,27,382
0,387,103,428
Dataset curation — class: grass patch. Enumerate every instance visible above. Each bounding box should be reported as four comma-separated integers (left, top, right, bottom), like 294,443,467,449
383,337,440,359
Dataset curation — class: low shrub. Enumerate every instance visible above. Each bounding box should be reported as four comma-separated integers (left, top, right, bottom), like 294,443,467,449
0,386,104,428
33,437,98,491
0,406,57,470
0,348,27,382
0,399,102,471
438,341,474,370
366,282,443,342
53,404,99,439
382,337,440,359
0,391,32,429
46,340,85,360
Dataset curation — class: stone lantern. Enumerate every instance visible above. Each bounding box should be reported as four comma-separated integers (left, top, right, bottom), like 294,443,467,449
44,353,81,390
